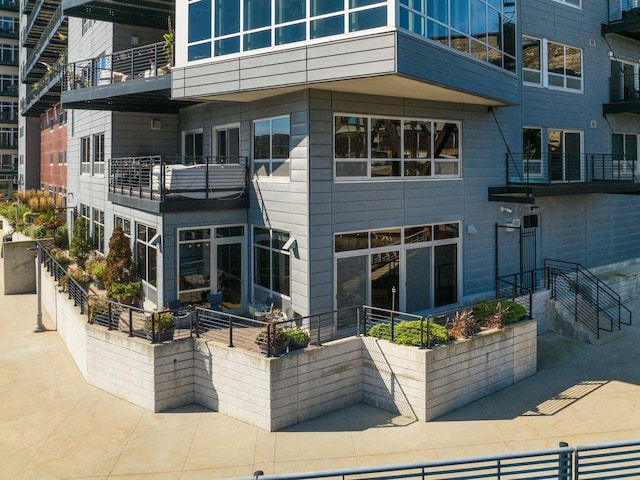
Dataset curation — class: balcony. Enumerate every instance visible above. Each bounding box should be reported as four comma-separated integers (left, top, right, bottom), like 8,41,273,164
63,0,173,29
62,42,193,113
0,0,19,11
603,1,640,40
604,72,640,114
109,156,249,213
22,3,67,84
488,153,640,203
21,53,64,116
0,54,18,67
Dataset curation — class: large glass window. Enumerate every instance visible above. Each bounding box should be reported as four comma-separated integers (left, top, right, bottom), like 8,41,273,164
188,0,389,60
93,133,104,175
253,226,290,298
335,114,460,180
0,127,17,148
178,226,245,304
335,222,460,312
183,130,203,159
399,0,516,72
253,116,290,179
81,136,91,174
0,74,17,95
0,44,18,64
136,223,158,288
93,208,104,253
522,36,582,92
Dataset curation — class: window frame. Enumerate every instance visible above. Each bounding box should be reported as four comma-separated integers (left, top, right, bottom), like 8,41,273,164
81,136,91,175
136,223,158,289
93,208,105,254
252,226,291,300
93,133,105,175
334,113,461,181
252,115,291,180
522,36,583,93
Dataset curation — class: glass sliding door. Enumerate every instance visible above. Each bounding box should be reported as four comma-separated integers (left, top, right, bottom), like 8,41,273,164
406,246,432,312
548,130,582,182
336,255,368,328
370,251,400,310
216,242,243,309
434,244,457,307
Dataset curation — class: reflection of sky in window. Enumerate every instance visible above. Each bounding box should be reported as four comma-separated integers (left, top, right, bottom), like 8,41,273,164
189,0,212,43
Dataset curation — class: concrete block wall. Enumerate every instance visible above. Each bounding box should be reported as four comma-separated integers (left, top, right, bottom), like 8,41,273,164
193,340,273,431
270,338,362,430
362,337,427,421
424,320,537,420
43,266,538,431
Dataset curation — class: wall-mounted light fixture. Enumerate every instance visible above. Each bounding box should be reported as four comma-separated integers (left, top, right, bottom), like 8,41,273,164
500,206,513,214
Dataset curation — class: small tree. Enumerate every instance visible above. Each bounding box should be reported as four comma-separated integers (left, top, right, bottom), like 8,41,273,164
68,219,92,266
104,226,136,291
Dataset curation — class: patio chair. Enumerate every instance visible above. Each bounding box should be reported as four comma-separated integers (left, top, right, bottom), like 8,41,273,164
254,296,274,321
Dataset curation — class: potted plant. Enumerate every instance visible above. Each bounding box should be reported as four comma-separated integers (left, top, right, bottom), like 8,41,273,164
286,327,310,352
145,311,176,342
255,321,289,356
107,281,140,305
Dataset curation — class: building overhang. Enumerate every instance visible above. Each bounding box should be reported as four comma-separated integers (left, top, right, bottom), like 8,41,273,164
108,193,248,214
182,73,509,106
61,76,195,113
603,101,640,115
172,31,520,107
62,0,174,29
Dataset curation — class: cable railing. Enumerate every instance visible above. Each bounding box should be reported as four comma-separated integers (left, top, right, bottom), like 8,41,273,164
607,0,640,22
63,42,169,92
545,258,632,339
234,439,640,480
109,155,249,202
506,152,638,186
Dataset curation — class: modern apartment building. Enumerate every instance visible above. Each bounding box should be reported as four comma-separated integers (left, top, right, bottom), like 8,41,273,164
21,0,640,318
0,0,18,198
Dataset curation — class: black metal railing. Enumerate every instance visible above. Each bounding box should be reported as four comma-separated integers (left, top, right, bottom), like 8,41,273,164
545,258,632,339
609,72,640,102
63,42,169,92
496,267,549,314
20,53,65,114
506,153,638,186
109,155,249,202
607,0,640,22
22,3,63,79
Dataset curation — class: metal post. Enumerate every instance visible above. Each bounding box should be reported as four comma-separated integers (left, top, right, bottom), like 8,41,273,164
420,316,424,349
107,302,113,330
558,441,570,480
151,312,157,344
33,242,44,332
316,315,322,346
228,317,234,348
128,308,133,337
391,286,396,342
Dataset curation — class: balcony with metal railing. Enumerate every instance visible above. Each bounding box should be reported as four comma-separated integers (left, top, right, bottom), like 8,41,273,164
21,3,67,84
603,0,640,39
20,50,64,117
605,72,640,114
108,155,249,213
488,153,640,203
61,41,193,113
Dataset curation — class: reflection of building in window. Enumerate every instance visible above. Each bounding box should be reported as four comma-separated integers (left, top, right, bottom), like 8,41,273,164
136,223,157,288
253,116,290,178
253,226,290,298
335,115,460,179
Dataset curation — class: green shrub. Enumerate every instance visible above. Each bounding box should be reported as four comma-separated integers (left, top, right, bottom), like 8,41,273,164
145,311,176,332
107,281,140,301
369,320,451,346
24,224,47,239
473,300,526,326
54,224,69,248
285,327,310,347
69,219,93,264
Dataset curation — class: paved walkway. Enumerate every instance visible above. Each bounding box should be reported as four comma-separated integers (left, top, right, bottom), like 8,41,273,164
2,287,640,479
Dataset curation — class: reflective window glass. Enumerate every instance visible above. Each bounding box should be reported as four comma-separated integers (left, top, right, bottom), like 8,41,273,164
311,0,343,16
310,15,344,39
189,0,212,43
350,7,387,32
244,30,271,51
275,0,306,23
244,0,271,30
215,36,240,56
215,0,240,36
276,23,306,45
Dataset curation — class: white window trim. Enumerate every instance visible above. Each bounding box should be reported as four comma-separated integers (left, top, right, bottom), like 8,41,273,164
251,225,291,301
252,115,291,182
522,37,583,93
333,113,462,182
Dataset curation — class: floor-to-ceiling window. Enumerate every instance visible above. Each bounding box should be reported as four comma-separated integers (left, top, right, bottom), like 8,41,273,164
178,225,245,306
253,226,290,302
335,222,460,315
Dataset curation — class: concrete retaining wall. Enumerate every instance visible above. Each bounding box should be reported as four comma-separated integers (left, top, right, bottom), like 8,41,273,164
1,239,36,294
363,320,537,422
42,264,538,431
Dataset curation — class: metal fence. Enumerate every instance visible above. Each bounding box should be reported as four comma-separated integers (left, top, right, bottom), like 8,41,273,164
233,439,640,480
